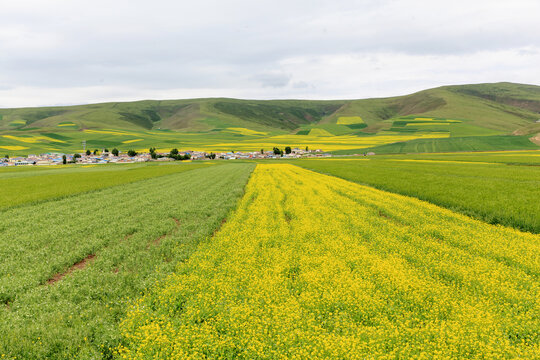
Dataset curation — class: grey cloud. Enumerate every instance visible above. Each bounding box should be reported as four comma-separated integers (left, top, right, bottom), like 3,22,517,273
1,0,540,106
253,72,292,88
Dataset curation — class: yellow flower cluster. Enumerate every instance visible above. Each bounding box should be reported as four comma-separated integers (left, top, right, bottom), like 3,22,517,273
337,116,364,125
205,132,449,152
2,134,66,143
118,164,540,359
225,128,268,136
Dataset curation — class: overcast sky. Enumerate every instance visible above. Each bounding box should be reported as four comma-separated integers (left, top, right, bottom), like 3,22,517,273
1,0,540,107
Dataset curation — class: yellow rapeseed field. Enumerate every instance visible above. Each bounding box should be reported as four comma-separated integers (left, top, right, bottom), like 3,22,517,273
337,116,364,125
2,135,66,143
389,159,501,165
122,139,144,144
308,128,334,137
84,129,141,136
203,132,449,152
0,145,29,151
118,164,540,359
225,128,268,136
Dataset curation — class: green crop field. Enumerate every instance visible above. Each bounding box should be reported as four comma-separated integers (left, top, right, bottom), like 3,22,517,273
293,156,540,233
0,162,212,210
0,163,254,359
374,150,540,165
334,135,539,155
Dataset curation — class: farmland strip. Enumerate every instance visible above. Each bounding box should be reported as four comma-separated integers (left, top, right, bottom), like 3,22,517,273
294,158,540,233
118,164,540,359
0,162,212,211
47,254,96,285
0,163,254,359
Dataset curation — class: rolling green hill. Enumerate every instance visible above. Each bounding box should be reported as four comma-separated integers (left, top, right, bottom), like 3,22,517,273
1,82,539,155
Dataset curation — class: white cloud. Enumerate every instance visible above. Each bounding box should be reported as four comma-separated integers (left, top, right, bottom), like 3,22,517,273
1,0,540,107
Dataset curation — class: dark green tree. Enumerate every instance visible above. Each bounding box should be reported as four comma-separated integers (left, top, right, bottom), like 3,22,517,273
127,149,137,157
285,146,292,154
86,149,91,156
93,149,98,155
112,148,119,156
169,148,179,158
71,153,81,163
62,155,66,164
273,147,281,155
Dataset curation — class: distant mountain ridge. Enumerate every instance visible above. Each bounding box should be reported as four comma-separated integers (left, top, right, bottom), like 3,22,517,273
1,82,540,134
1,82,539,155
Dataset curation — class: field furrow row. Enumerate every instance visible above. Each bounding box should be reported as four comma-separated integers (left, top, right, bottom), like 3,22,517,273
118,164,540,359
0,163,255,359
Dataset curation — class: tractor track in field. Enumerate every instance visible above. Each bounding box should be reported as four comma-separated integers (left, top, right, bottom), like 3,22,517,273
47,254,96,285
47,217,183,284
147,217,181,248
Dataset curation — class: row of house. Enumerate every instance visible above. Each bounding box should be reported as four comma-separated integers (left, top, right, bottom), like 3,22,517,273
0,148,331,166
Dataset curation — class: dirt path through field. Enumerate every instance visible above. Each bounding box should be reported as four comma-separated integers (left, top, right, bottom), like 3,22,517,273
47,254,95,285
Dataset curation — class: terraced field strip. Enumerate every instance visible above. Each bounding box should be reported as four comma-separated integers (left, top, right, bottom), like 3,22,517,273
294,158,540,233
0,162,212,210
0,163,254,359
384,150,540,165
119,164,540,359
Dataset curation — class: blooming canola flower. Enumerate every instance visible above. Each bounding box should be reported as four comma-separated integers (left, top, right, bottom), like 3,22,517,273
118,164,540,359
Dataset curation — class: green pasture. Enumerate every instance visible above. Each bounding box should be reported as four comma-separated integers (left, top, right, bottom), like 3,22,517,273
378,150,540,165
333,135,539,155
0,162,212,210
294,157,540,233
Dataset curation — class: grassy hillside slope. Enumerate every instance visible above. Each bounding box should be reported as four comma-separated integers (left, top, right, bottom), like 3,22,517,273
0,82,539,155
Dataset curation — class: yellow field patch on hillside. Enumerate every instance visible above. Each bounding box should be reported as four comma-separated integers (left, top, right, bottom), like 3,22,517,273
225,127,267,136
84,129,141,136
3,135,66,143
119,164,540,359
0,145,29,150
302,158,371,161
200,132,450,152
122,139,144,144
9,120,27,125
337,116,364,125
424,150,540,155
497,153,540,156
389,159,501,165
308,128,334,136
414,117,433,121
57,123,76,127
